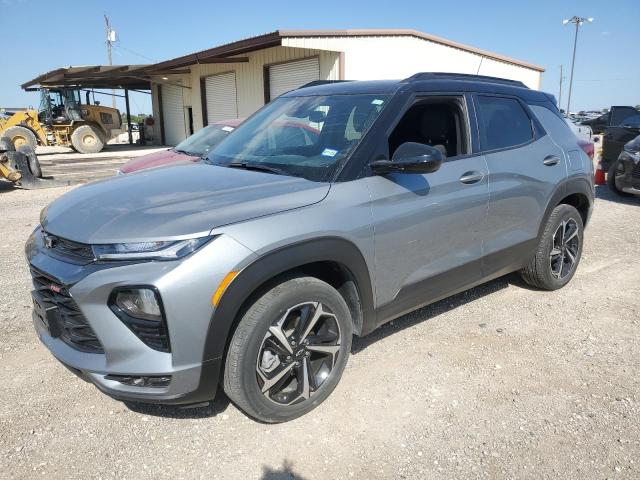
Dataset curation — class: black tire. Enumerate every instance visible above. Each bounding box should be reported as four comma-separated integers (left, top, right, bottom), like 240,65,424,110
4,126,37,150
223,276,353,423
520,204,584,290
17,145,42,178
607,161,631,196
70,125,104,154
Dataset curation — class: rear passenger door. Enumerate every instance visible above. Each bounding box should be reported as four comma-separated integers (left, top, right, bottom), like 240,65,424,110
475,94,567,278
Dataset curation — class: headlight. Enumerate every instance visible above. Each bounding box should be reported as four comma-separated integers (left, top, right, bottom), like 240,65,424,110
92,236,214,261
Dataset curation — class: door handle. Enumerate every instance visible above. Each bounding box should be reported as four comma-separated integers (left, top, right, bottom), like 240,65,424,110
543,155,560,166
459,171,485,184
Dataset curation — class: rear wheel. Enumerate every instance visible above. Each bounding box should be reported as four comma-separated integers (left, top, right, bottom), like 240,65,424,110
71,125,104,154
223,276,352,423
4,126,37,150
520,204,584,290
607,162,631,196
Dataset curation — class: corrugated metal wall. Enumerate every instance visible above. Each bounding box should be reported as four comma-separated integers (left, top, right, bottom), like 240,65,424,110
283,36,541,90
190,46,340,130
148,37,540,145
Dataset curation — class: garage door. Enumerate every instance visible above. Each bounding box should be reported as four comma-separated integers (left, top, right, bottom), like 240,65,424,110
204,72,238,125
161,82,186,145
268,58,320,100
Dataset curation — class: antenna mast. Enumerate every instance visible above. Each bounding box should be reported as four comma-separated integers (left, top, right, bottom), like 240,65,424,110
104,15,117,108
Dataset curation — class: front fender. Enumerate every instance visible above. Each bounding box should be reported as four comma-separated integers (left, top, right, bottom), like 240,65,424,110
200,236,376,363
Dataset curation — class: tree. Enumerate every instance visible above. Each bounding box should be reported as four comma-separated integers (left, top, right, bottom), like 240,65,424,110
120,113,149,124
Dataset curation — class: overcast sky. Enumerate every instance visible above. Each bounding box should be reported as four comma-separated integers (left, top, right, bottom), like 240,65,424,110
1,0,638,113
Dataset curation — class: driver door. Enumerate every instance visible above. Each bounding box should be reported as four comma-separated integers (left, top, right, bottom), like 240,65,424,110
365,94,489,324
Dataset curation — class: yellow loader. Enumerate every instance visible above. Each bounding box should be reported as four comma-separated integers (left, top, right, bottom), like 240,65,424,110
0,87,122,154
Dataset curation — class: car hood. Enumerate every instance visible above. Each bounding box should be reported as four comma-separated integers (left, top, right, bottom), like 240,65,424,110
42,164,331,244
119,149,198,173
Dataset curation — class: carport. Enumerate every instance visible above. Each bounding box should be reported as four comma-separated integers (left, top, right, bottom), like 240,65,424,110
21,65,168,145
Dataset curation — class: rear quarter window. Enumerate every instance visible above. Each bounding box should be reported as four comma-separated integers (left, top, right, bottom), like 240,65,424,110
529,105,577,145
476,96,533,151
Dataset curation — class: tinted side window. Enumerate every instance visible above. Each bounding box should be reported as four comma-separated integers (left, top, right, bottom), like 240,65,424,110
610,108,639,126
476,96,533,151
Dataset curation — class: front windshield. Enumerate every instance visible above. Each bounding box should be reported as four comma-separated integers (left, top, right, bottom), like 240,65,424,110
206,94,389,182
175,124,232,157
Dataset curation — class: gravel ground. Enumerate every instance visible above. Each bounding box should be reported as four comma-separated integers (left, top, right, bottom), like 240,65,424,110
33,145,167,185
0,184,638,480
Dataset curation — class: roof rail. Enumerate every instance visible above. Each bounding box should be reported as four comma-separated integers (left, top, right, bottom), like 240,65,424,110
405,72,528,88
297,80,354,89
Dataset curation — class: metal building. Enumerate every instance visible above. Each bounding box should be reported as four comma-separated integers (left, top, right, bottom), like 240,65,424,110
144,29,544,145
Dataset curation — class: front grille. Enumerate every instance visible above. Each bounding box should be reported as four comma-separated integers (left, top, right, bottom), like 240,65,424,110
30,267,103,353
43,231,95,264
632,162,640,189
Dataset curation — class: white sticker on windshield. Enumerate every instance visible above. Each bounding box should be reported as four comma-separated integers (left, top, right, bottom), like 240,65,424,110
322,148,338,157
371,99,384,105
221,126,235,132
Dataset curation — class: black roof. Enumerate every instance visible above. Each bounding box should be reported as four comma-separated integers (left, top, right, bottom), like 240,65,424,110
287,73,549,102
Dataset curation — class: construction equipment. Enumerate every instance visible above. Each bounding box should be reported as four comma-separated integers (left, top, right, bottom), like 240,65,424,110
0,136,43,188
0,87,122,154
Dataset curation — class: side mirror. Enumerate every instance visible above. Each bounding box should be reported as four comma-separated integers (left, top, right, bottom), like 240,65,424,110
371,142,443,175
309,110,327,123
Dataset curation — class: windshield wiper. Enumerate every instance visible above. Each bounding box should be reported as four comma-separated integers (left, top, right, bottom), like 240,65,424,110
226,162,286,176
173,148,193,155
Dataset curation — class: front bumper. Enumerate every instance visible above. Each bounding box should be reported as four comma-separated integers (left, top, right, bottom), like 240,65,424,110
612,154,640,195
26,228,256,404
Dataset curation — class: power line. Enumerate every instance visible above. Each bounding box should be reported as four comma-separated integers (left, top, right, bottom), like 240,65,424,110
573,78,640,82
112,43,158,63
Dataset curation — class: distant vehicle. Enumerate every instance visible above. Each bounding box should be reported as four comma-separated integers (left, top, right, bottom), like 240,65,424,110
601,114,640,172
118,119,243,174
581,106,639,134
118,118,321,174
607,134,640,196
0,87,122,153
565,117,593,142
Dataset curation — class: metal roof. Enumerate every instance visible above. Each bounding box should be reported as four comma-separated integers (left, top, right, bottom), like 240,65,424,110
145,29,545,73
23,29,545,90
21,65,152,90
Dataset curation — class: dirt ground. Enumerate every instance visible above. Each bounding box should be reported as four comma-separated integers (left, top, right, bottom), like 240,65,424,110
0,182,638,480
30,145,166,185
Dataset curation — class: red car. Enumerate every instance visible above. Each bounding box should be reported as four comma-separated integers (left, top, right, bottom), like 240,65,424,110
118,119,243,174
119,118,322,174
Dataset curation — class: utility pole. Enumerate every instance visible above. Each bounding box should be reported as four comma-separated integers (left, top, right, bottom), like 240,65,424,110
104,14,117,108
563,16,593,116
558,65,564,112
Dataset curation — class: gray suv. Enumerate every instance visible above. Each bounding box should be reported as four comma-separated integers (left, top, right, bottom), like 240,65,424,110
26,73,594,422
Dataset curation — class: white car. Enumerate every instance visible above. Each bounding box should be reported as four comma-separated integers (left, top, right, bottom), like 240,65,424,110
565,118,593,142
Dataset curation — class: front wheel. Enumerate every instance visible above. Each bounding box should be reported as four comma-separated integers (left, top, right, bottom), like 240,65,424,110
223,276,352,423
520,204,584,290
4,126,37,150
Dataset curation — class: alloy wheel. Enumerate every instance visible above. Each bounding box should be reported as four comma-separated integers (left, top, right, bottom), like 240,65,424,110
549,218,580,280
256,302,341,406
